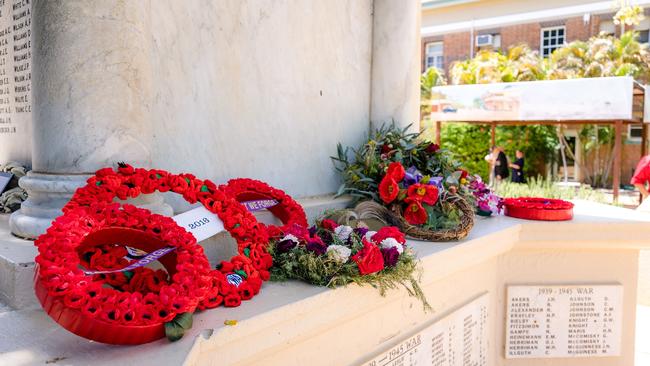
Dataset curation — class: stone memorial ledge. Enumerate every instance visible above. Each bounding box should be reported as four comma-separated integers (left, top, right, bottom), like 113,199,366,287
1,200,649,366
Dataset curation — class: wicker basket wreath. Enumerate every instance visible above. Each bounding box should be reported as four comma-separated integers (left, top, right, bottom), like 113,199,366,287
328,192,475,242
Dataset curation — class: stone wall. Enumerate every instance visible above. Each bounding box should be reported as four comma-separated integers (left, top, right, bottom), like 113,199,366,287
149,0,374,199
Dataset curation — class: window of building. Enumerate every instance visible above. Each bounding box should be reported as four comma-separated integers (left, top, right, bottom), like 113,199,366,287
600,20,616,36
635,18,650,44
425,42,444,70
629,124,643,141
540,26,565,58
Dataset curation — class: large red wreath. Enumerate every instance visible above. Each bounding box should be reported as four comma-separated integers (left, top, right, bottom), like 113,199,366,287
35,164,307,344
503,197,574,221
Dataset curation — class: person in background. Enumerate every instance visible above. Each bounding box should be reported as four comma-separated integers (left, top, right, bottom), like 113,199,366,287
493,146,509,183
631,154,650,199
509,150,525,183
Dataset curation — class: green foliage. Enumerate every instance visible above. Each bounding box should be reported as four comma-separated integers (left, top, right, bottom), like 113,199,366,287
421,67,447,118
450,45,547,85
495,177,607,202
439,124,558,181
165,312,193,342
268,224,430,310
438,124,491,179
445,32,650,85
548,31,650,83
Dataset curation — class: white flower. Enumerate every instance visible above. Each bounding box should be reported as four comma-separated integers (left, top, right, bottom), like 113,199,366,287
280,234,299,244
364,230,377,242
334,225,353,241
380,237,404,254
326,245,352,263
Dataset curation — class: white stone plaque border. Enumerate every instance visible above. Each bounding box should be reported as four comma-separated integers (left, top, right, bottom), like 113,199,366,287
506,284,623,359
361,292,489,366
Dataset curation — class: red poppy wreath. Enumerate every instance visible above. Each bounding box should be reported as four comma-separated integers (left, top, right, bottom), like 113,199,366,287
34,163,307,344
503,197,574,221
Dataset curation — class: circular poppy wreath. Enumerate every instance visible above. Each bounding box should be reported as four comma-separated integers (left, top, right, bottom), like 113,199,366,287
503,197,574,221
34,203,212,344
35,164,303,344
220,178,308,238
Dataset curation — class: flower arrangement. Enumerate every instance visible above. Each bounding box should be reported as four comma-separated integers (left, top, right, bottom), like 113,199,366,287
268,219,429,308
35,163,307,344
468,176,503,217
503,197,574,221
333,123,499,240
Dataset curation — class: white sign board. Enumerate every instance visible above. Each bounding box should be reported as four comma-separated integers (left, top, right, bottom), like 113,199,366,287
506,285,623,359
430,77,634,122
362,293,489,366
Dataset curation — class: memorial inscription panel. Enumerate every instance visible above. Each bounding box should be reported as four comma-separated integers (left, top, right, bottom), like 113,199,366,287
506,284,623,359
361,293,489,366
0,0,31,163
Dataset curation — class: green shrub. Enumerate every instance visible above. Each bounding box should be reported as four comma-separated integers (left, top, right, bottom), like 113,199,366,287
439,124,557,181
495,177,607,203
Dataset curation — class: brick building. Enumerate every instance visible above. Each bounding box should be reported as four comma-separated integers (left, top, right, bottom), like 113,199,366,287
421,0,650,184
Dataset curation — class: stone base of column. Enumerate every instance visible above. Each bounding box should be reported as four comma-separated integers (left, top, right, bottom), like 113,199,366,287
9,172,173,239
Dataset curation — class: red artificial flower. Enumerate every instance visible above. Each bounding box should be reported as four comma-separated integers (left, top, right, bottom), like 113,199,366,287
224,293,242,307
238,283,255,300
426,143,440,153
117,163,135,175
351,239,385,275
320,219,339,231
379,176,399,204
386,162,405,182
406,183,439,205
371,226,406,245
404,201,428,225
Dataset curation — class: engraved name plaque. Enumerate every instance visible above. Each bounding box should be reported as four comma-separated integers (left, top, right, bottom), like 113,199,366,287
0,0,32,163
362,293,489,366
506,285,623,359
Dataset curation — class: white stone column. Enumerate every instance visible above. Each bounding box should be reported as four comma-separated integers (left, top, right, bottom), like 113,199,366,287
369,0,421,131
10,0,171,239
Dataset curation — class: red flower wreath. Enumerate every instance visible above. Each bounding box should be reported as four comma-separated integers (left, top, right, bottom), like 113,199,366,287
503,197,574,221
219,178,308,238
35,163,299,344
34,204,211,344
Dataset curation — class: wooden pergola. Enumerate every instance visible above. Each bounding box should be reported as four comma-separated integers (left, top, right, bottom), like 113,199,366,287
428,77,648,203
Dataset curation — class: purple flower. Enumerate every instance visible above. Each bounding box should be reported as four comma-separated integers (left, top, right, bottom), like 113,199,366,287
428,176,444,189
308,225,317,237
306,238,327,256
404,166,423,187
276,239,297,253
354,227,369,238
381,247,400,267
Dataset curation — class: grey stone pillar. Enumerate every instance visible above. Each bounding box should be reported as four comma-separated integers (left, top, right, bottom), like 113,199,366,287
10,0,171,238
369,0,421,131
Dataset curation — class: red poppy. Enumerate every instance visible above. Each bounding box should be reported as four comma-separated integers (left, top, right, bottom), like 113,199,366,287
320,219,339,231
404,201,428,225
371,226,406,245
379,176,399,204
386,162,405,182
406,183,439,205
351,239,385,275
224,293,242,307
